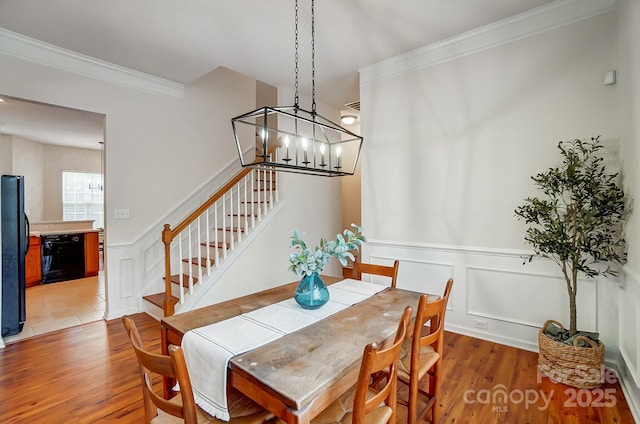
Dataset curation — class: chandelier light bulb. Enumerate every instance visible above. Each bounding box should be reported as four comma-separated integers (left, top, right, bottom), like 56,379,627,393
301,138,309,164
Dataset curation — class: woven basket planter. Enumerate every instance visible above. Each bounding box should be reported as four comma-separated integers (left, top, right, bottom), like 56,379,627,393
537,320,605,389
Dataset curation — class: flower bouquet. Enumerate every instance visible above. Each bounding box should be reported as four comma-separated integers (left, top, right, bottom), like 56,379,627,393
289,224,366,309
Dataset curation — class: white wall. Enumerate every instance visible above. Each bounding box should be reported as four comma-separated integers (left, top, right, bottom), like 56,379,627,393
360,3,640,415
0,46,343,319
341,121,362,233
0,134,12,175
6,137,100,222
41,143,101,221
11,137,44,221
360,7,623,358
616,0,640,411
362,12,617,248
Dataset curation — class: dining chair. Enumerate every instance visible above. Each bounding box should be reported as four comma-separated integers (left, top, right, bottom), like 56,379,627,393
121,315,273,424
397,278,453,423
311,306,412,424
352,259,400,288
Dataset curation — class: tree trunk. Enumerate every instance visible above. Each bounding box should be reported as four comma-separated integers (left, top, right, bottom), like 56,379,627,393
562,262,578,336
569,290,578,336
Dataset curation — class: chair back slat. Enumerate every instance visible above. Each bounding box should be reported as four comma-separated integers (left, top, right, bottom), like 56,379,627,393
352,306,411,422
122,315,199,424
352,260,400,287
401,278,454,424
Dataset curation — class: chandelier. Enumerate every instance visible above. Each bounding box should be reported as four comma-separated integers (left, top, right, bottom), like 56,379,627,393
232,0,363,177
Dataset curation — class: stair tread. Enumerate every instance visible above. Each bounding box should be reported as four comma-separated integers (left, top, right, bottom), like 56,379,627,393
163,274,198,287
143,293,174,309
182,257,215,267
201,241,230,248
221,227,246,232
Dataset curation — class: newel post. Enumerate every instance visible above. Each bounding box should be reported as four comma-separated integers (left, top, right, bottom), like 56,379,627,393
162,224,177,316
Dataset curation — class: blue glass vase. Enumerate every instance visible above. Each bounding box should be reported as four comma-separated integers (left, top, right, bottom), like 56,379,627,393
294,272,330,309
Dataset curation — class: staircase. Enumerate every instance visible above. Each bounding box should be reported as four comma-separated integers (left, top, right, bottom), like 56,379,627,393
143,167,279,317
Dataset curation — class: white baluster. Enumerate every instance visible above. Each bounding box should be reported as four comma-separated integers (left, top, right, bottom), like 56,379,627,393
178,234,184,304
251,170,256,229
214,201,220,267
205,208,211,276
236,181,242,243
222,193,228,259
243,175,248,233
229,188,235,251
187,223,193,294
269,170,274,209
196,217,202,290
257,169,263,221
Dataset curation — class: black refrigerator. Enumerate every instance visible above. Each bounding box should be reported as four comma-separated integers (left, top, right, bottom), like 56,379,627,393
1,175,28,336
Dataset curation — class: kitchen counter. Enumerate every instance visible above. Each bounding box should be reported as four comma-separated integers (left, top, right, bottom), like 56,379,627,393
29,220,99,237
30,229,99,237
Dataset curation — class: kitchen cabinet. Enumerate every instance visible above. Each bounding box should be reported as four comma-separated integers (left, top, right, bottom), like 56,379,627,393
25,235,42,287
84,231,100,277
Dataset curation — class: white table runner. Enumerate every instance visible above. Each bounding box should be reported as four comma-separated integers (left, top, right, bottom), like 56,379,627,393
181,278,386,421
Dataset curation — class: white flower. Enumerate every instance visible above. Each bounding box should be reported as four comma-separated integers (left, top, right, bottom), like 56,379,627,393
289,225,366,277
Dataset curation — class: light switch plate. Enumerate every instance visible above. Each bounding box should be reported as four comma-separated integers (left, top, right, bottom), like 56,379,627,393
114,208,130,219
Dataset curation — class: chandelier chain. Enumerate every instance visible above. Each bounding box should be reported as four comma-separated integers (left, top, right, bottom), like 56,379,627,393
231,0,363,177
294,0,299,108
311,0,316,114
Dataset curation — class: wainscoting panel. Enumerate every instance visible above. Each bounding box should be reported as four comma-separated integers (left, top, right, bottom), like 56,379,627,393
466,266,597,331
104,244,140,319
362,240,608,353
620,268,640,388
376,255,454,301
119,258,134,298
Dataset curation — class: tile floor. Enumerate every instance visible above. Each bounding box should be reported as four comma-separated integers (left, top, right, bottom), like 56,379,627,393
3,271,105,344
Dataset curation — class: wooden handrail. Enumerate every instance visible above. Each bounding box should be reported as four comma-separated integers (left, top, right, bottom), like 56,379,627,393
165,168,254,243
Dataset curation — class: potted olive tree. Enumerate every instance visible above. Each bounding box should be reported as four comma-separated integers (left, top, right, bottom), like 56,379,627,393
515,136,628,388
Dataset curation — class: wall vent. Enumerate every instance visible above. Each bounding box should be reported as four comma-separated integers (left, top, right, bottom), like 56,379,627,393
344,101,360,111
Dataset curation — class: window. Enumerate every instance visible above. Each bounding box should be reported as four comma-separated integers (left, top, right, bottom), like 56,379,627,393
62,171,104,229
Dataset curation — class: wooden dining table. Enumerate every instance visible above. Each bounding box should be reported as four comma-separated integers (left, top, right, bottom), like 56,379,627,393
160,276,433,424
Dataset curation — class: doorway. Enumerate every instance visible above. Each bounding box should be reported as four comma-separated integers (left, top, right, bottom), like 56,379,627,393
0,94,107,343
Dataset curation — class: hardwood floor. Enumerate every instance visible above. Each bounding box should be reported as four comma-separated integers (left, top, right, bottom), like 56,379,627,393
0,313,634,423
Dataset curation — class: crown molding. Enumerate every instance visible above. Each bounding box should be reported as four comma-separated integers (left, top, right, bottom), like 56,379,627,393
0,27,185,98
359,0,616,85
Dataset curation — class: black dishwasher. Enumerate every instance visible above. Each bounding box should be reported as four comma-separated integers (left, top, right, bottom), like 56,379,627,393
41,233,85,284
